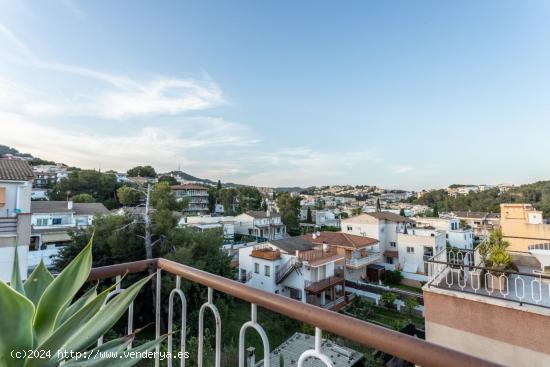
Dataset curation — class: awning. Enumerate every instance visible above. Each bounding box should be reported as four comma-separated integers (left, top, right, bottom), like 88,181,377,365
403,262,419,273
41,232,71,243
383,250,399,258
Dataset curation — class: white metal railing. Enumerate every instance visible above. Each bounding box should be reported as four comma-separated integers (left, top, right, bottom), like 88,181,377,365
529,243,550,251
345,252,381,268
426,248,550,309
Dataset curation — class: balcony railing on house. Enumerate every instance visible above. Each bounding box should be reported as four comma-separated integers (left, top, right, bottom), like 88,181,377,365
426,248,550,309
345,251,381,268
0,217,17,233
297,249,342,264
86,258,499,367
250,245,281,261
304,275,345,294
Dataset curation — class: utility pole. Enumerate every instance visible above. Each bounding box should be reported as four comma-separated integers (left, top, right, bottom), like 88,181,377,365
144,184,153,260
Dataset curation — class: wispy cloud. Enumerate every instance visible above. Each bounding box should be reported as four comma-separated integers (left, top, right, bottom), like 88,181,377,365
390,165,413,174
0,23,224,118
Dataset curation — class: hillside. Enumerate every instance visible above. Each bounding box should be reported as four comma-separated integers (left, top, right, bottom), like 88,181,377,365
409,181,550,217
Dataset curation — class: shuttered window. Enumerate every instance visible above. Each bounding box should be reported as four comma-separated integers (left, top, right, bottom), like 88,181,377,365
0,187,5,207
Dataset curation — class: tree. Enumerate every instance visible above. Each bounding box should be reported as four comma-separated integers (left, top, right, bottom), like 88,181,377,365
217,179,222,191
72,193,95,203
117,185,144,206
383,270,403,286
50,170,120,209
127,165,157,178
399,208,406,216
403,297,418,316
432,204,439,217
151,182,180,211
381,292,397,310
158,175,178,186
306,207,313,223
276,192,301,234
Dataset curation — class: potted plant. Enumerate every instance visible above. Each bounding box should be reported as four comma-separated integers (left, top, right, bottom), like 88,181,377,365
483,229,516,292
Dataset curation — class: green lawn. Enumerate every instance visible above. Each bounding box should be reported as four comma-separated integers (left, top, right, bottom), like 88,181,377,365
342,298,425,331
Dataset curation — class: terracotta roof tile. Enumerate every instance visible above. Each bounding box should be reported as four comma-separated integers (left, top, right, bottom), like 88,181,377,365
0,159,34,181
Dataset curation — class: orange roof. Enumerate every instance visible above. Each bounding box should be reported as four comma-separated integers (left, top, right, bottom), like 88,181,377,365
298,231,378,249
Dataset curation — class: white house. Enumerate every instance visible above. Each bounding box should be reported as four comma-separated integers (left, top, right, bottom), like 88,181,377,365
413,216,474,250
238,236,347,309
234,210,286,241
29,201,110,270
341,211,447,284
184,215,236,242
0,159,33,282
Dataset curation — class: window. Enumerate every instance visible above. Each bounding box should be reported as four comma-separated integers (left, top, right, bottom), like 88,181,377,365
389,241,396,248
0,187,5,207
36,218,48,226
406,246,414,253
254,263,259,274
386,256,394,264
264,265,271,277
347,226,353,231
52,218,62,225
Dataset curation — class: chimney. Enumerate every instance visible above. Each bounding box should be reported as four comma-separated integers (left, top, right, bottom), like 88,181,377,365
67,200,73,210
246,347,256,367
322,243,329,252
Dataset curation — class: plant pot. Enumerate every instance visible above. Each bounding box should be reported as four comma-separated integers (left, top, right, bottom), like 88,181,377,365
486,273,507,292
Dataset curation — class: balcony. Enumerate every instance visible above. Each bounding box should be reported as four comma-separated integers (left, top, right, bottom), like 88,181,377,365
425,249,550,309
84,258,497,367
250,246,281,261
346,251,381,269
0,217,17,234
304,275,345,294
298,249,344,266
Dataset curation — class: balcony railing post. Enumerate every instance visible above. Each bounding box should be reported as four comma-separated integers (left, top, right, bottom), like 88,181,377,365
168,275,187,367
239,303,270,367
198,287,221,367
155,268,162,367
297,327,334,367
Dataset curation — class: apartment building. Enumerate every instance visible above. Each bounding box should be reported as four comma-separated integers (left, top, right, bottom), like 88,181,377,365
32,164,68,188
414,216,475,250
29,200,109,270
171,184,209,215
299,207,340,227
341,211,446,283
0,159,33,281
238,237,347,309
424,248,550,367
234,210,286,241
500,203,550,252
452,211,500,238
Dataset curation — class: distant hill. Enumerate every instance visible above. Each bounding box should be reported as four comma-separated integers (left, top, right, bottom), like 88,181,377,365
0,144,55,165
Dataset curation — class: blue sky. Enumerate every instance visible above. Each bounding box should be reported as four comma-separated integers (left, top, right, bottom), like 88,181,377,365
1,1,550,190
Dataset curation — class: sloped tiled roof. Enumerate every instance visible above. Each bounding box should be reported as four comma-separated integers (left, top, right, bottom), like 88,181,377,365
269,237,315,253
245,210,270,219
171,184,208,190
299,231,378,249
0,159,34,181
31,201,110,215
366,211,414,223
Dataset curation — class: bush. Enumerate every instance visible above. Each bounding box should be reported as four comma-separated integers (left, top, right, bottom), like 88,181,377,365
383,270,403,286
381,292,398,309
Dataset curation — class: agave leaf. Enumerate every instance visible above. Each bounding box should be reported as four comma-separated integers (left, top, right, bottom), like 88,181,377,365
61,326,151,366
27,284,114,367
0,281,35,367
62,274,154,354
57,284,98,327
33,236,93,344
66,335,168,367
24,260,54,306
11,246,25,296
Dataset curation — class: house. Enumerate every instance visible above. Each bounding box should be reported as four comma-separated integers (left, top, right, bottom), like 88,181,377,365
299,207,340,227
29,200,109,270
0,159,33,281
238,236,347,310
234,210,286,241
171,184,209,215
32,164,68,188
341,211,445,284
413,216,475,250
452,211,500,238
500,203,550,252
298,231,380,280
184,215,236,243
31,188,49,200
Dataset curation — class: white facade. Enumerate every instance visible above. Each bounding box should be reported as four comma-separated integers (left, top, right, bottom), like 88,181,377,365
184,215,235,241
413,217,475,250
238,241,342,307
234,212,286,240
396,228,446,280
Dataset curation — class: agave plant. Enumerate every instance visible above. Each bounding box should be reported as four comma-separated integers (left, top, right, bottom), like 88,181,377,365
0,237,165,366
